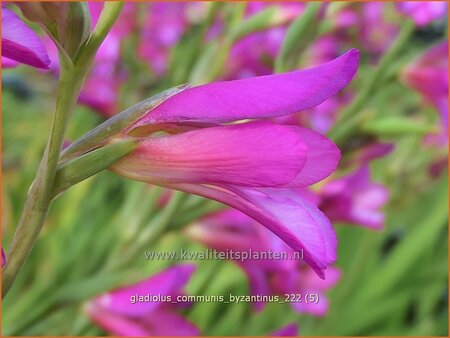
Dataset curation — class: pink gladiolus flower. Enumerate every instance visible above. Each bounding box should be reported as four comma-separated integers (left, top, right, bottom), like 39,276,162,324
111,50,359,277
350,142,395,166
271,323,299,336
86,264,199,336
319,166,389,230
186,209,340,315
402,41,448,137
396,2,448,26
1,7,50,69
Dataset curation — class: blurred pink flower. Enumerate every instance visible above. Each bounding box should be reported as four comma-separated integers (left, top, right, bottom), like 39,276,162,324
2,7,50,69
402,41,448,137
111,50,359,277
396,1,448,26
89,2,137,63
319,166,389,230
226,3,305,78
349,142,395,166
86,264,199,336
359,2,399,56
271,323,299,336
323,3,398,58
1,247,6,268
78,62,127,117
76,3,138,117
187,209,340,315
138,2,202,75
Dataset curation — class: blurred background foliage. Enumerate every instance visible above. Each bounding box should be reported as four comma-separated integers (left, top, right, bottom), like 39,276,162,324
2,1,448,336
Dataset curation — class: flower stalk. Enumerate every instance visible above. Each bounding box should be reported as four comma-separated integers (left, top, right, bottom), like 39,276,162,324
2,2,125,297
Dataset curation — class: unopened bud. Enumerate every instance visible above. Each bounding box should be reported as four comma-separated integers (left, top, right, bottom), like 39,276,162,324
16,2,64,27
17,2,91,58
56,2,91,57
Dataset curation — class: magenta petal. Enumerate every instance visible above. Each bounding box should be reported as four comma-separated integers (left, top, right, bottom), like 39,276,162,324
2,8,50,69
271,323,299,336
240,262,271,311
187,212,270,253
2,56,18,68
132,49,359,126
291,291,329,316
94,264,195,317
303,266,341,290
285,126,341,187
320,166,389,230
142,310,200,337
85,303,150,336
171,184,337,278
142,309,200,336
113,122,307,187
236,187,337,275
1,247,5,268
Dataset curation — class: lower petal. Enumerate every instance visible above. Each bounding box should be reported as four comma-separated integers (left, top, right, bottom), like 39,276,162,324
169,183,337,278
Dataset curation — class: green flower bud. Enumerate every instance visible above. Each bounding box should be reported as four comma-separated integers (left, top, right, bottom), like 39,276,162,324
16,2,63,27
17,2,91,59
56,2,91,58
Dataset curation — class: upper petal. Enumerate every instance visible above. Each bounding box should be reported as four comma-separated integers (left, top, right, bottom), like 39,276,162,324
112,121,307,187
132,49,359,126
1,8,50,69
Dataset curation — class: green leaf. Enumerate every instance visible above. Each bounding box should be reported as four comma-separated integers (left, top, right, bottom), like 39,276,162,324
275,2,322,72
363,117,438,136
231,7,278,41
358,173,448,302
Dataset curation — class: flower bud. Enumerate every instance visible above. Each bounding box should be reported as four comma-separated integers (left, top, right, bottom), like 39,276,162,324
16,2,63,27
56,2,91,57
17,2,91,58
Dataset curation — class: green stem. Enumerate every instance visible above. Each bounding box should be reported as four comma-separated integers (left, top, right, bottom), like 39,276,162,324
74,2,124,67
2,3,124,298
2,66,85,297
328,20,415,144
